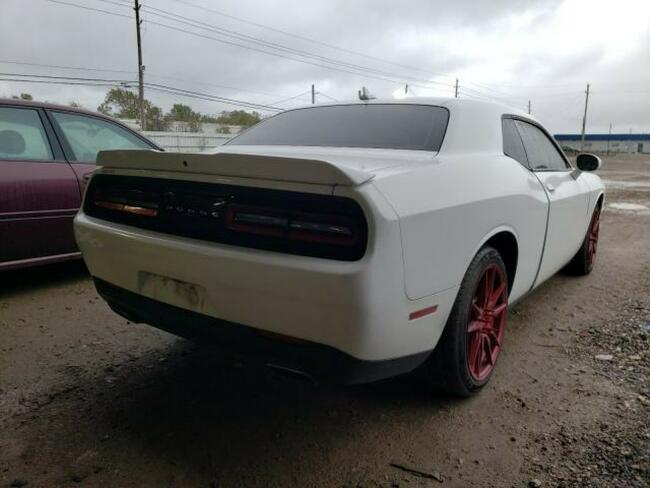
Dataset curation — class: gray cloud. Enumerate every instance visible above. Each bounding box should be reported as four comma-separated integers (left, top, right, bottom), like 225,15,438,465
0,0,647,134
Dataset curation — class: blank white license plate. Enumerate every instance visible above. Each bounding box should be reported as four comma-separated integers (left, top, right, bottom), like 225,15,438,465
138,272,206,312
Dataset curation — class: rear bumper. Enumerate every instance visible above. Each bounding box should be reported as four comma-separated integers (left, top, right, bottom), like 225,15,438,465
95,278,429,384
75,199,458,363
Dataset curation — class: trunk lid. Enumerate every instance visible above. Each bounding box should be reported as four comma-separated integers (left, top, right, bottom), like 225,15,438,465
96,148,374,187
96,146,436,187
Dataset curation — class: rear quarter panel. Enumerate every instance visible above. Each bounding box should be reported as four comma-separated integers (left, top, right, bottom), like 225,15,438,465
372,154,548,302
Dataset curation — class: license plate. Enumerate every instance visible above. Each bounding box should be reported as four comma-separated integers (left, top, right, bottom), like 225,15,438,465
138,272,206,312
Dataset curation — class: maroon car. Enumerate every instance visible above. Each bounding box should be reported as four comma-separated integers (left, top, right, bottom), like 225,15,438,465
0,99,159,271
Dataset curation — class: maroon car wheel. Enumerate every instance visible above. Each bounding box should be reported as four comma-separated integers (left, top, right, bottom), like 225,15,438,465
422,246,509,396
586,207,600,267
566,204,602,276
466,264,508,382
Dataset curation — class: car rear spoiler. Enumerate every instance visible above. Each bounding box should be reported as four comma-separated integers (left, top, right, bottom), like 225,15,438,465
96,149,375,186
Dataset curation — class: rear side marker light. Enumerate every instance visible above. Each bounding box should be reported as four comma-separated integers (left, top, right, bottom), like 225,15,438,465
409,305,438,320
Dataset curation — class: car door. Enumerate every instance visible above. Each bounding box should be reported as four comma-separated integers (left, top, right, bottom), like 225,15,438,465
0,104,81,267
45,110,155,197
513,119,590,285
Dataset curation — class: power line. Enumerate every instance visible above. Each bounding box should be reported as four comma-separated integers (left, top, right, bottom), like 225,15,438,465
317,91,338,102
0,72,283,112
271,90,312,105
137,3,455,89
144,18,442,90
41,0,132,19
0,59,136,75
0,59,290,99
461,80,528,102
143,82,282,111
41,0,455,91
0,71,133,84
0,77,127,88
169,0,456,82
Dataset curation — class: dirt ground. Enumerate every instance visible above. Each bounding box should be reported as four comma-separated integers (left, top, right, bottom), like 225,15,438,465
1,155,649,488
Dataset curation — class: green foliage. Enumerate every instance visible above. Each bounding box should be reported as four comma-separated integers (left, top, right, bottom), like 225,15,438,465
97,88,260,133
165,104,201,132
216,125,231,134
11,93,33,101
215,109,261,127
97,88,168,131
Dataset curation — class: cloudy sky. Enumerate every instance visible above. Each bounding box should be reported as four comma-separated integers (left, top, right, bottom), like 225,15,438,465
1,0,649,134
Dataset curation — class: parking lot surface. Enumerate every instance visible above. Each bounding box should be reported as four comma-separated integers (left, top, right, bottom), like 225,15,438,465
1,156,649,487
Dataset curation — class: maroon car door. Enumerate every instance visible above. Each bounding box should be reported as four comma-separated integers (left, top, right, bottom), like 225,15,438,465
0,105,80,267
46,110,154,197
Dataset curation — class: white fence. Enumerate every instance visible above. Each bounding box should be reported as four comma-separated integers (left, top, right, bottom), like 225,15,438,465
143,131,233,153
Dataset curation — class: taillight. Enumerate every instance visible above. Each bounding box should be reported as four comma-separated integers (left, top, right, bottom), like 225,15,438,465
85,175,368,261
93,189,159,218
225,204,359,246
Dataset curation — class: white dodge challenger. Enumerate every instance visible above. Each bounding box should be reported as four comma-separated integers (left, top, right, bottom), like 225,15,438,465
74,98,604,396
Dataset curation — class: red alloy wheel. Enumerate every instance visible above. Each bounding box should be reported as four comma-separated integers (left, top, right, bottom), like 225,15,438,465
466,264,508,382
587,208,600,266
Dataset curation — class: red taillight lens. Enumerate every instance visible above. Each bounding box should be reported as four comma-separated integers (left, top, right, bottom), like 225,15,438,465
94,188,159,218
95,200,158,217
225,204,358,246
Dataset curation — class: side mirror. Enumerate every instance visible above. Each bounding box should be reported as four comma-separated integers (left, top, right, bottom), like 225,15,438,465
576,153,602,171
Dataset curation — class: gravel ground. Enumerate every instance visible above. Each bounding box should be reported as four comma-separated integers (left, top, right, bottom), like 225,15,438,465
1,155,649,488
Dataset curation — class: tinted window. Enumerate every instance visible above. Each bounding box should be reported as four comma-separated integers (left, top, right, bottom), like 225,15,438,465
227,104,449,151
51,111,151,163
514,120,568,171
0,107,53,161
502,118,528,166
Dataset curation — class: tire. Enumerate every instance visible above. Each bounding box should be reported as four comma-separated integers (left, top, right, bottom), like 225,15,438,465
421,246,509,397
566,205,601,276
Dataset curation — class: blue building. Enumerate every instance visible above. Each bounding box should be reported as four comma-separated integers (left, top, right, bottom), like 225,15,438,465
554,133,650,153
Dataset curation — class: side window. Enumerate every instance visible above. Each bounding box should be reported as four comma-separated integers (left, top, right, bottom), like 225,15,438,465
0,107,53,161
514,120,568,171
50,111,151,163
502,118,528,167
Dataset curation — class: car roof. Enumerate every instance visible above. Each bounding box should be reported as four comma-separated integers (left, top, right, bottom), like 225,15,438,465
0,97,115,118
264,97,538,155
0,97,160,149
284,96,531,119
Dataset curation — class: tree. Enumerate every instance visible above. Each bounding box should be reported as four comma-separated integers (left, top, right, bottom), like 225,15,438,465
215,110,261,127
68,101,83,108
216,125,231,134
165,103,201,132
97,88,168,131
11,93,33,101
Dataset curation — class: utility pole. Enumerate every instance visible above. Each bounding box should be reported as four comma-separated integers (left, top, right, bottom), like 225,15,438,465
580,83,590,151
527,100,531,115
405,83,408,95
454,78,459,98
134,0,145,131
606,122,612,155
311,84,315,104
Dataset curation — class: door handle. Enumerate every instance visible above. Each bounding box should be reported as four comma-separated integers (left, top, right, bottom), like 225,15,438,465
546,183,556,192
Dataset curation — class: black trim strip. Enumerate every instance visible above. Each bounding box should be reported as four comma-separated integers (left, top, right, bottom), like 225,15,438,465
0,208,78,220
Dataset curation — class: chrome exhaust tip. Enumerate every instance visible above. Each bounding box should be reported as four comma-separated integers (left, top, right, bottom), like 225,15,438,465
266,363,318,385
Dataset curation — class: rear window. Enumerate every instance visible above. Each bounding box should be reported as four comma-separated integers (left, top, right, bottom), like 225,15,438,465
227,104,449,151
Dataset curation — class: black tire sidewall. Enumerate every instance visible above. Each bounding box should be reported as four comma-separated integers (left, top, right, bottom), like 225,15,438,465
437,246,508,396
